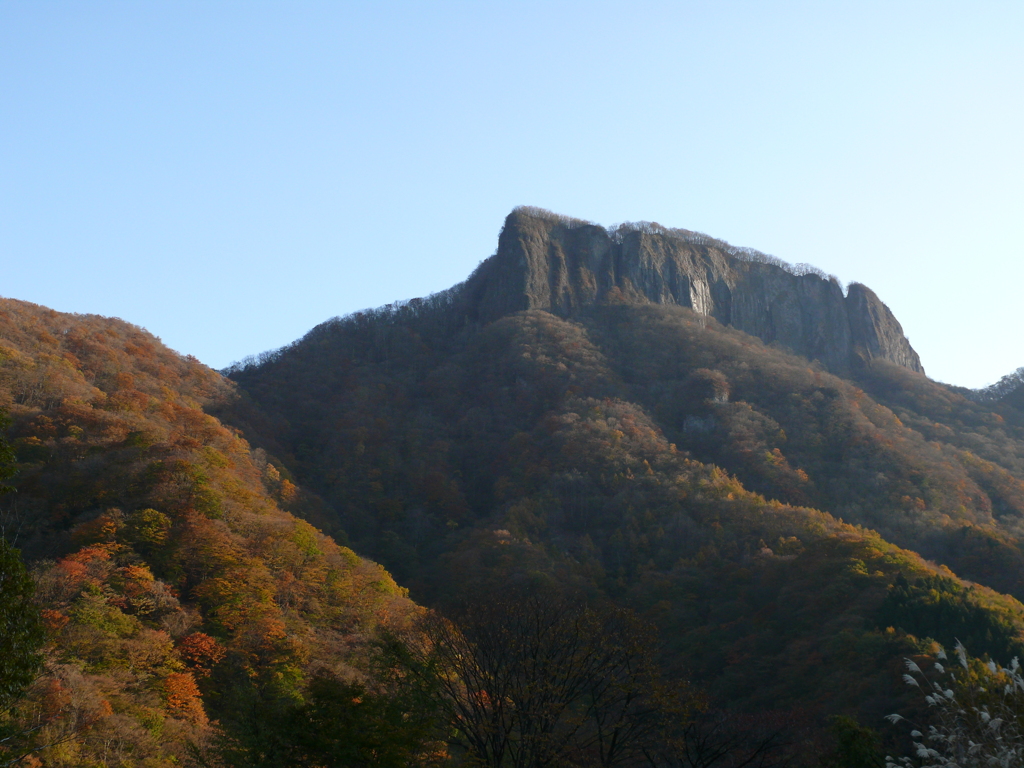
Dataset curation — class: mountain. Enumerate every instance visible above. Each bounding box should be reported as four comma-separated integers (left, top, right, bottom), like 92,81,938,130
4,207,1024,763
223,207,1024,730
0,299,417,766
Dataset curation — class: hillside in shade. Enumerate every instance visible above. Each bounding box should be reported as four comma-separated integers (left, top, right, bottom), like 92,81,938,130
223,208,1024,726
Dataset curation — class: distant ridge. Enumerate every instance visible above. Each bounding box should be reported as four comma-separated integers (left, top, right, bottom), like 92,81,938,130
970,366,1024,407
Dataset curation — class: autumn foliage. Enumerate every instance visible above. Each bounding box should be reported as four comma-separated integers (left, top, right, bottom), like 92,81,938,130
6,274,1024,765
0,298,417,765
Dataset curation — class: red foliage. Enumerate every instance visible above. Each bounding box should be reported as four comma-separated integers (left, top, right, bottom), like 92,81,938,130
176,633,226,678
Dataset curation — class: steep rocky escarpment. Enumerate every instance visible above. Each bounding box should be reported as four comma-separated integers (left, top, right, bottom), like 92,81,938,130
461,207,923,375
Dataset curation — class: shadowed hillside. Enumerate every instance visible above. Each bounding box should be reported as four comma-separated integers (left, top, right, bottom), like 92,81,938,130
223,209,1024,735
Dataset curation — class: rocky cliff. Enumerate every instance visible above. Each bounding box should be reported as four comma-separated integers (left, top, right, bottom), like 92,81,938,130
461,207,923,375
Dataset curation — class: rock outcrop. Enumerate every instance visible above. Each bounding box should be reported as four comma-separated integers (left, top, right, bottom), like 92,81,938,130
461,207,923,375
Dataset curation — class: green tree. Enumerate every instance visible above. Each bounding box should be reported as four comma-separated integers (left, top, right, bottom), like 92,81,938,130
0,539,43,712
0,410,14,496
284,671,444,767
0,410,45,760
820,716,885,768
217,633,445,767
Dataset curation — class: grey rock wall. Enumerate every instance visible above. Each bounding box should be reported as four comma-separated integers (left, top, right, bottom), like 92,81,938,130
462,208,924,375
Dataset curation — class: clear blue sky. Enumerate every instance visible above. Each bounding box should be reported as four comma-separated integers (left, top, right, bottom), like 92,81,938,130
2,1,1021,388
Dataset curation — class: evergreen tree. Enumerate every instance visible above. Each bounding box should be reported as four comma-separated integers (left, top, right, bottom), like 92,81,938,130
0,410,44,750
0,536,42,711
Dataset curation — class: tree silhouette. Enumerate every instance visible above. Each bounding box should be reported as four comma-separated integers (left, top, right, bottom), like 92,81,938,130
411,584,688,767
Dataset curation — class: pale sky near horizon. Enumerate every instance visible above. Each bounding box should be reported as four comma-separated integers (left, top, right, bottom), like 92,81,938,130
2,1,1021,389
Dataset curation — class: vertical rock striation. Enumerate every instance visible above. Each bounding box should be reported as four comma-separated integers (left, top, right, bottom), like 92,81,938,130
461,207,923,375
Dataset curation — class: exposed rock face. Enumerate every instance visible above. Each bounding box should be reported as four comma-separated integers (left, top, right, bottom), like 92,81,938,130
462,207,924,375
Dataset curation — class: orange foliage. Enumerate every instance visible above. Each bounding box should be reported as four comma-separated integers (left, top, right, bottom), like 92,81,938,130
64,544,113,564
278,477,298,503
40,609,69,633
164,672,207,725
0,297,418,764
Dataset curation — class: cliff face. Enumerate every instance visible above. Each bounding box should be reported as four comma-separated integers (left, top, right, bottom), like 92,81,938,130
462,207,923,375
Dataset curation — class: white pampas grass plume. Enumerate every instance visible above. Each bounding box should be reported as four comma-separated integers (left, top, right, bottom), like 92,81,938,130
956,640,968,669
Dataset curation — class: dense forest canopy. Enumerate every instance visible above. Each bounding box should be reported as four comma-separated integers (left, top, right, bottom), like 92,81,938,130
219,211,1024,761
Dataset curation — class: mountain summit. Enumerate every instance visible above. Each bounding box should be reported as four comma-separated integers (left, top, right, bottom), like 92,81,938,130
460,206,923,375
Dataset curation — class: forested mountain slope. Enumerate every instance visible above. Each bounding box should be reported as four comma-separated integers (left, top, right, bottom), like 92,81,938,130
0,298,416,766
3,208,1022,762
223,209,1024,727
